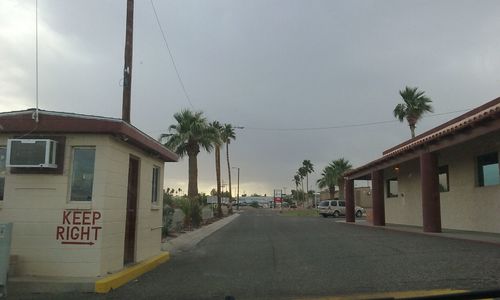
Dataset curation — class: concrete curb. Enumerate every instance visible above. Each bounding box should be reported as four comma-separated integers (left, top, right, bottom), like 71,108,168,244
8,252,171,295
337,220,500,247
95,252,170,293
162,213,240,254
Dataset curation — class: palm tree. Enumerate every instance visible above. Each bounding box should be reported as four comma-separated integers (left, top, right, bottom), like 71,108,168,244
221,124,236,213
302,160,314,205
393,86,434,138
330,158,352,199
316,158,352,199
293,174,301,202
161,110,215,199
210,121,224,218
297,167,307,204
317,165,336,199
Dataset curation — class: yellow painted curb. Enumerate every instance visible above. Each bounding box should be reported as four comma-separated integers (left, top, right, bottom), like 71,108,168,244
296,288,467,300
95,252,170,293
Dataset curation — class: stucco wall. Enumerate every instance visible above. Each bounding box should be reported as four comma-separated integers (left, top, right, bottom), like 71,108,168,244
384,158,423,227
354,187,372,208
98,137,164,275
438,131,500,233
0,134,165,277
382,131,500,233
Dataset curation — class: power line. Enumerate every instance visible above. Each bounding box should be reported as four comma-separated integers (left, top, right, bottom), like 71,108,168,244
149,108,471,134
149,0,194,109
242,108,471,131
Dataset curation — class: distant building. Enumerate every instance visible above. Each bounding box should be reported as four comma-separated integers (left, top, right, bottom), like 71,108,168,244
206,196,274,207
206,196,230,204
319,187,371,207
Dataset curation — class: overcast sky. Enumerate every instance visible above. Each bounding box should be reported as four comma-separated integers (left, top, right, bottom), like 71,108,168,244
1,0,500,195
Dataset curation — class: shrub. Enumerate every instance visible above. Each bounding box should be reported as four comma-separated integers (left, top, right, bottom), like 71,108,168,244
162,204,174,238
249,201,260,208
179,197,203,228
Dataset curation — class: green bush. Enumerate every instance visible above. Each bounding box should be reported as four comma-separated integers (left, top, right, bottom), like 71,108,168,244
179,197,203,228
162,204,174,237
249,201,260,208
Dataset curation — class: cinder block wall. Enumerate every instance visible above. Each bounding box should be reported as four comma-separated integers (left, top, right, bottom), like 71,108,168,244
0,134,165,277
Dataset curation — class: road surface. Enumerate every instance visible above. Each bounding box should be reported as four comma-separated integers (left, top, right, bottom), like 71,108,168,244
18,209,500,299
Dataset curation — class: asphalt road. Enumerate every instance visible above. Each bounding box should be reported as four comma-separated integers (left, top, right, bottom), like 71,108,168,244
18,209,500,300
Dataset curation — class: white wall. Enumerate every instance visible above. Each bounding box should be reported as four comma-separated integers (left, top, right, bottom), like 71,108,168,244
0,134,166,277
382,131,500,233
98,137,165,275
384,158,423,227
439,131,500,233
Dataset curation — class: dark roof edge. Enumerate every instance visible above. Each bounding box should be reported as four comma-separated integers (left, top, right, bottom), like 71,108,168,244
345,97,500,179
383,96,500,155
0,109,179,162
0,108,123,122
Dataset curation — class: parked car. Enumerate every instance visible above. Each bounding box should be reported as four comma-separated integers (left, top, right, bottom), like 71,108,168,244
318,200,365,218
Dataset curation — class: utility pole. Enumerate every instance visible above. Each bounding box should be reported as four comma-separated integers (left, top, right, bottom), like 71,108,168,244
122,0,134,123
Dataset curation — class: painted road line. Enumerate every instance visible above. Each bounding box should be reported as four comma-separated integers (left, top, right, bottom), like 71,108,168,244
95,252,170,293
296,288,468,300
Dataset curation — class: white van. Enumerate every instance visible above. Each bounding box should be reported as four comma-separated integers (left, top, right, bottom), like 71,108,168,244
318,200,365,218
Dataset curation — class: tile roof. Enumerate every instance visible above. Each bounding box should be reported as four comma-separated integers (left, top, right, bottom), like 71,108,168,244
345,97,500,178
0,109,179,162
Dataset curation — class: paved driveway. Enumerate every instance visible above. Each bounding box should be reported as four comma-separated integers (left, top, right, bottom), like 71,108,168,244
17,209,500,299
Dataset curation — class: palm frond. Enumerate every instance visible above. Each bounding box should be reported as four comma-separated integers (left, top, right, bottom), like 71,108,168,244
394,86,434,128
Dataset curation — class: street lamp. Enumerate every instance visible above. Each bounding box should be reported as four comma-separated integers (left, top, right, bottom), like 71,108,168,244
232,167,240,211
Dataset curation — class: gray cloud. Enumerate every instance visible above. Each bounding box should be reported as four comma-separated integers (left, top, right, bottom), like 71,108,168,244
1,0,500,194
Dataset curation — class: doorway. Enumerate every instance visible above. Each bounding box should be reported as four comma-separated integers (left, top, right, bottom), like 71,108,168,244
124,156,139,265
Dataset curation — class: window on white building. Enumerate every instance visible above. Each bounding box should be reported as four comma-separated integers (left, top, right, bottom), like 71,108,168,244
152,166,160,205
386,178,398,198
477,152,499,187
0,147,5,201
69,148,96,201
439,165,449,192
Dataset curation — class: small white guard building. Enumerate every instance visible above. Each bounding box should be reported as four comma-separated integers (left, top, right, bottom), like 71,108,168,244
0,109,178,277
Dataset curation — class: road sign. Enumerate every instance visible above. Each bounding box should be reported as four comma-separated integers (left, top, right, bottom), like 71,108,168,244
273,189,283,204
56,210,102,246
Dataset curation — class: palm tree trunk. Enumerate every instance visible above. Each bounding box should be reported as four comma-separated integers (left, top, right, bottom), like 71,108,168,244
410,124,416,138
306,174,309,207
338,179,345,199
295,184,298,201
187,152,198,198
226,142,233,214
301,179,304,205
329,186,335,199
407,117,417,138
215,146,222,218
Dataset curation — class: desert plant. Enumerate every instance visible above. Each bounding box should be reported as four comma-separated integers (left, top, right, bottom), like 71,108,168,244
249,201,260,208
393,86,434,138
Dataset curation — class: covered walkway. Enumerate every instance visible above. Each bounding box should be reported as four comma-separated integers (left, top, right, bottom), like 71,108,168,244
342,97,500,233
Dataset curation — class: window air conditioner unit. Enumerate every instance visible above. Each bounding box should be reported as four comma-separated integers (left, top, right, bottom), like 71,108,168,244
6,139,58,168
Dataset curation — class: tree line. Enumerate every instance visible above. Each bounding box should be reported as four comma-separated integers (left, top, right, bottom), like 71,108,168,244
161,110,236,225
294,86,434,202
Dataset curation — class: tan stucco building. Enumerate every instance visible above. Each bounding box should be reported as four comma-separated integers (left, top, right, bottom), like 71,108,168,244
0,110,178,277
344,97,500,233
319,187,372,207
